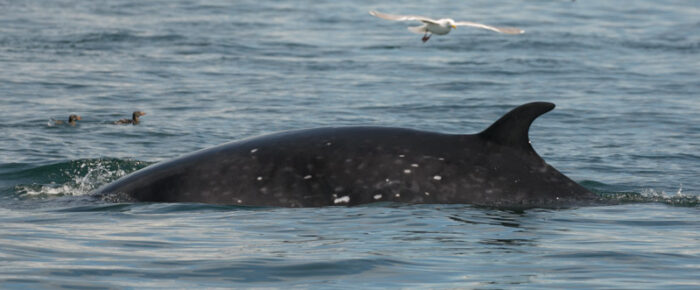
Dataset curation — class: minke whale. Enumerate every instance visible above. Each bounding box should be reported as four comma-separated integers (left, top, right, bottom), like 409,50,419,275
94,102,597,207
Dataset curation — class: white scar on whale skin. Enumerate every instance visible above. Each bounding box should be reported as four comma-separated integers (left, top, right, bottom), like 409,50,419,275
334,195,350,204
373,194,383,200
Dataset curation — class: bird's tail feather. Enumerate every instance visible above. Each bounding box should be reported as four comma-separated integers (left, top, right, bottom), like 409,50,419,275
407,25,427,34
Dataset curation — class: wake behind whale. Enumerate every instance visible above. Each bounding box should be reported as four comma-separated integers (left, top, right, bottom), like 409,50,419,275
94,102,597,208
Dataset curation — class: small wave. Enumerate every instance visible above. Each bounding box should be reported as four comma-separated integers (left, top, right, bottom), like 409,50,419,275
505,57,576,68
429,80,506,91
59,31,185,46
55,202,270,214
52,203,137,213
11,158,149,198
503,38,600,52
599,187,699,207
363,44,403,50
621,39,699,54
258,41,318,50
176,257,408,282
6,31,187,53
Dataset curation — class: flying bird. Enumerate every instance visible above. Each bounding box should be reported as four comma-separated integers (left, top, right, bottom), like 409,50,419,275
369,10,524,43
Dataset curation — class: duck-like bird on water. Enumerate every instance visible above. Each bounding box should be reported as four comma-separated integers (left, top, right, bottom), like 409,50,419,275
114,111,147,125
54,114,82,126
369,10,524,43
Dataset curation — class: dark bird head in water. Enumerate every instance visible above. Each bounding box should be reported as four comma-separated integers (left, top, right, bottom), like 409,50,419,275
69,114,82,123
132,111,146,124
132,111,146,119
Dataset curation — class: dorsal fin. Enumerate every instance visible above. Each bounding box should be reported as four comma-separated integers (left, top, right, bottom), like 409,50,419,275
478,102,555,150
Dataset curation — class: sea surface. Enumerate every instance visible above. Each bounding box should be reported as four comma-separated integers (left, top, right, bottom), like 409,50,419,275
1,0,698,288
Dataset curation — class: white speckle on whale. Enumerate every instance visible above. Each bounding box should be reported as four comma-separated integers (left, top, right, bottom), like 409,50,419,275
334,195,350,204
433,175,442,181
373,194,382,200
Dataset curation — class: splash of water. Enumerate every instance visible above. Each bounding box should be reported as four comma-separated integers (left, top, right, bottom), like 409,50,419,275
601,185,699,207
16,159,147,198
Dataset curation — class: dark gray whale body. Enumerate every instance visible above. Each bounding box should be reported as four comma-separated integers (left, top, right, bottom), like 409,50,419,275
94,102,597,207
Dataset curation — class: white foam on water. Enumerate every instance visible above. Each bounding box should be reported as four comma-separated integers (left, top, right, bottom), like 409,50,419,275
18,159,130,197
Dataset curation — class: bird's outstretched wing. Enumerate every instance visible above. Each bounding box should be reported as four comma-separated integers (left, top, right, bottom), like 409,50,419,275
369,10,438,25
454,21,524,34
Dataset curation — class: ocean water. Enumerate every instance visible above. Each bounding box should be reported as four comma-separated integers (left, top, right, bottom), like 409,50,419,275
1,0,698,288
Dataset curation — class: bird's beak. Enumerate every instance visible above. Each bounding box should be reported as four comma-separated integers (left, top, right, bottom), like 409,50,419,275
451,25,457,29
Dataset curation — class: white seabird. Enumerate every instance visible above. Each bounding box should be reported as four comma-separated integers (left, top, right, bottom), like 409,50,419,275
369,10,524,43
